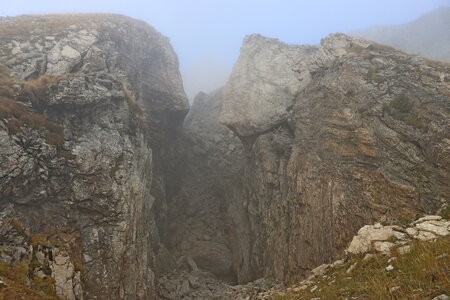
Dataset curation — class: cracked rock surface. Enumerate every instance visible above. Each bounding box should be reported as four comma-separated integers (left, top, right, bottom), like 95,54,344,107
219,33,450,284
0,14,188,300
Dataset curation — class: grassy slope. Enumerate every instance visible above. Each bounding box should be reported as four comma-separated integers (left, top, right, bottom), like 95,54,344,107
277,237,449,300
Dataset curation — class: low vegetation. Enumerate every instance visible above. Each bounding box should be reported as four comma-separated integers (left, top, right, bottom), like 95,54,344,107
19,76,59,106
121,83,149,130
0,221,82,299
0,96,64,147
383,94,424,129
0,260,60,300
365,65,385,84
276,237,450,300
0,66,65,148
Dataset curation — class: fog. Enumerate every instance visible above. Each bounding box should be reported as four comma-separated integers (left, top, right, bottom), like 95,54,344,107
2,0,449,101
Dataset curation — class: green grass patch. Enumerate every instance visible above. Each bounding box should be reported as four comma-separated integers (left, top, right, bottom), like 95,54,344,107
383,94,424,129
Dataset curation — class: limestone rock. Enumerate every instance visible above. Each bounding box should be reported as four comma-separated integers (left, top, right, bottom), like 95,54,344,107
415,221,449,236
218,32,450,283
0,14,188,300
416,231,437,241
347,225,395,254
221,34,319,137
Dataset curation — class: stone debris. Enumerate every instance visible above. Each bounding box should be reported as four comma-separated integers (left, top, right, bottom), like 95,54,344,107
436,253,448,259
389,286,400,292
347,216,450,255
432,294,449,300
346,262,358,274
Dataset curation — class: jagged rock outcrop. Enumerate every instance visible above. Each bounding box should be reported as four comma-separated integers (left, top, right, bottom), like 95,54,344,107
220,33,449,284
0,14,188,299
1,13,449,300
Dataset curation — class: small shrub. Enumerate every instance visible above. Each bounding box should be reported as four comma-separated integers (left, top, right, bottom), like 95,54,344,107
394,217,413,228
41,264,52,276
384,94,424,129
438,206,450,219
390,94,413,114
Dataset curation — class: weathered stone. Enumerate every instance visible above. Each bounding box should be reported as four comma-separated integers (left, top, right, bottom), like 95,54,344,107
405,227,418,237
330,259,345,268
415,231,437,241
218,32,449,284
373,241,396,254
346,262,358,274
413,215,442,224
347,225,396,254
308,264,329,280
415,221,449,236
0,14,188,300
432,294,449,300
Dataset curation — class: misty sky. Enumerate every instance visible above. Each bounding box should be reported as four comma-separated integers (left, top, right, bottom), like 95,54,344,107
2,0,449,100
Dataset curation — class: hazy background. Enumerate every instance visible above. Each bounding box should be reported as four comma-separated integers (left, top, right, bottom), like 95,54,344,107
1,0,449,101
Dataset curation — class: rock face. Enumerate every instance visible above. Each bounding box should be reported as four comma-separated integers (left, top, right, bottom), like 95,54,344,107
1,13,449,300
165,90,245,283
0,14,188,299
220,33,449,283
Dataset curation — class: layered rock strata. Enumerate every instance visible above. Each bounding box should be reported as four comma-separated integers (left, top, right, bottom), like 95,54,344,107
220,33,450,284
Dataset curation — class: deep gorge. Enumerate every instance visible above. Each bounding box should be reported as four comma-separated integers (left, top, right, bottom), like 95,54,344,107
0,14,448,300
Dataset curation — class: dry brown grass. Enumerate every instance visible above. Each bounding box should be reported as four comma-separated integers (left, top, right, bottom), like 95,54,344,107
0,13,140,44
121,82,149,130
0,96,64,146
276,237,450,300
0,72,64,147
19,76,59,106
0,260,60,300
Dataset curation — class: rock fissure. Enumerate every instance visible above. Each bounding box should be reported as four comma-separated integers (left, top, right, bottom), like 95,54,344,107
0,13,449,300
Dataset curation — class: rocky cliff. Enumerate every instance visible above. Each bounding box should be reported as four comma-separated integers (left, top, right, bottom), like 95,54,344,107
220,33,449,284
0,13,449,300
174,33,449,291
0,14,188,299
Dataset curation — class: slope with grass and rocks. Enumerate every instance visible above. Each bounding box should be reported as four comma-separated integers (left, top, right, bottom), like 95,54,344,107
250,214,450,299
